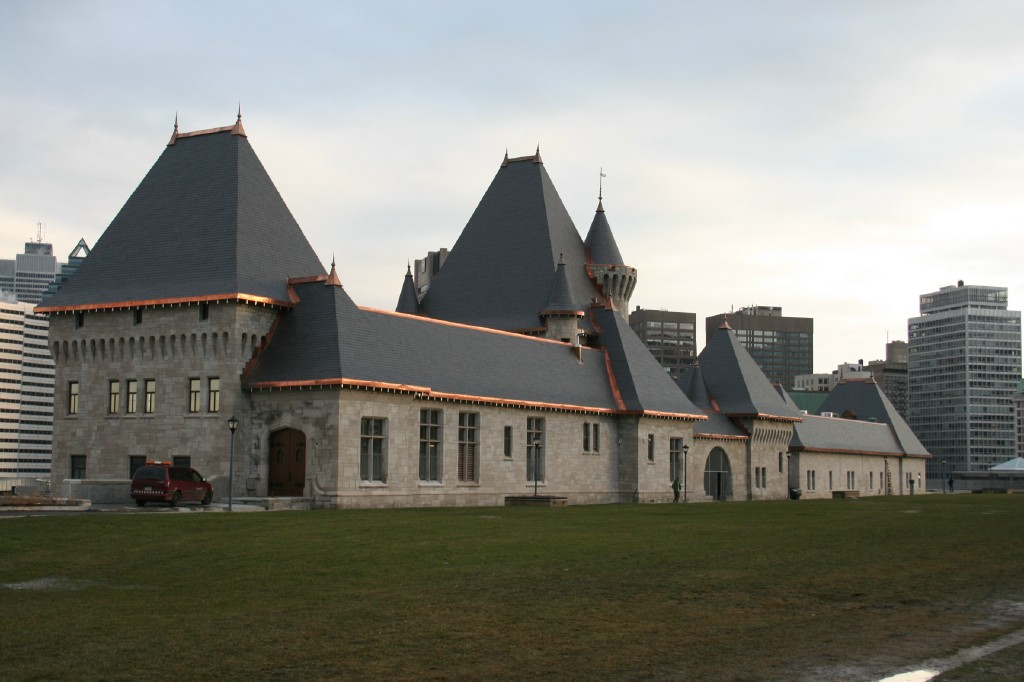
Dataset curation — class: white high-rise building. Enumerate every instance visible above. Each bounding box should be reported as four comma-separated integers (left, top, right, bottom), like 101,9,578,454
909,282,1022,484
0,293,54,480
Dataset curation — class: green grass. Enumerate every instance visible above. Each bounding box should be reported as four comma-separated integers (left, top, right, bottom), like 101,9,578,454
2,495,1023,681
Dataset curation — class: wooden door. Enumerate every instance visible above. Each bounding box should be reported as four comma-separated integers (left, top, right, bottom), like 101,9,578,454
269,429,306,496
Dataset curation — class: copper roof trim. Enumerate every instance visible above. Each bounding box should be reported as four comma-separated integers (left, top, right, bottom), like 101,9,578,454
360,306,580,347
35,292,292,314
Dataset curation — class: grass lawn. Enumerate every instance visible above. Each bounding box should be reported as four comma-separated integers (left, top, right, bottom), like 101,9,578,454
2,494,1023,681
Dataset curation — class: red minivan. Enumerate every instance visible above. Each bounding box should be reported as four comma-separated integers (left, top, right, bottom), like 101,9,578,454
131,461,213,507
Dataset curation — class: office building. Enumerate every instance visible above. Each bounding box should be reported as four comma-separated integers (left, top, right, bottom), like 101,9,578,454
0,238,62,304
628,307,697,380
705,306,813,390
0,293,54,480
867,341,908,422
908,282,1022,482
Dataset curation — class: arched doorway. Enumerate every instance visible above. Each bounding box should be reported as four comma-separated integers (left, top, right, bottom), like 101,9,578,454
269,428,306,496
704,448,732,501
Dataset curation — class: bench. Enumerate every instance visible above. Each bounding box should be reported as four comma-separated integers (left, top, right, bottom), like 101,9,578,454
832,490,860,499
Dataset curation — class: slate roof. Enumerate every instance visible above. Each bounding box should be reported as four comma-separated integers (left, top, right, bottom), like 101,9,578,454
39,122,324,311
584,200,626,265
677,361,713,411
396,265,419,314
592,306,704,418
791,414,910,457
818,380,928,456
417,153,601,331
542,257,585,315
689,324,802,420
246,278,668,414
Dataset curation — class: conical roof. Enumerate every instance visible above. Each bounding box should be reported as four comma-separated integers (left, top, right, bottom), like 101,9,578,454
696,324,802,420
40,121,324,311
542,256,584,315
417,152,598,331
396,264,419,315
584,200,625,265
676,361,713,411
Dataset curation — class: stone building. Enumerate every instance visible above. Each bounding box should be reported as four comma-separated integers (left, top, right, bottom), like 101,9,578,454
38,117,928,506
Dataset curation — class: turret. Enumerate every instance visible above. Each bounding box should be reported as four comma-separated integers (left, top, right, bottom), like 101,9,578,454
584,191,636,318
540,254,585,343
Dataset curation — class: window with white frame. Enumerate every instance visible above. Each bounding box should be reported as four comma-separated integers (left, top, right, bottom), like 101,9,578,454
108,380,120,414
526,417,544,482
188,378,201,413
68,381,79,415
208,377,220,413
360,417,388,482
458,412,479,482
419,409,442,482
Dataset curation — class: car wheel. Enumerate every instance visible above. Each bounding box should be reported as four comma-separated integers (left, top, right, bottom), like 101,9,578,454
136,499,146,507
201,491,212,506
169,491,181,508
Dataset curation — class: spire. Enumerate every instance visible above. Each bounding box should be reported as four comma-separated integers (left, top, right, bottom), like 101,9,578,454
584,194,624,265
167,113,180,146
231,105,247,137
541,253,584,316
325,257,343,287
597,167,606,213
396,262,419,315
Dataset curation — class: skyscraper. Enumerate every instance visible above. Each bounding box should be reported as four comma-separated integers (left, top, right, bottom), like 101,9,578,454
0,293,54,480
908,282,1022,482
629,307,697,380
705,306,813,390
868,340,908,421
0,239,61,304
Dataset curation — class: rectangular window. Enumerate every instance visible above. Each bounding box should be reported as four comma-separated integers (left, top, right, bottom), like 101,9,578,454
360,417,387,482
829,471,833,491
173,456,191,468
128,455,146,478
583,422,591,452
458,412,479,482
669,437,683,481
133,308,143,325
847,471,855,489
68,381,79,415
870,471,874,489
806,470,816,491
144,379,156,414
188,378,201,413
70,455,86,479
593,423,600,453
526,417,544,482
208,377,220,413
504,426,513,458
647,434,655,462
779,452,784,473
126,379,138,414
74,311,84,328
419,409,442,482
108,380,120,414
199,302,210,320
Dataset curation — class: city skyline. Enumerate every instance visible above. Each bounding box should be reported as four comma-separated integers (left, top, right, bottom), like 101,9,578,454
2,1,1023,372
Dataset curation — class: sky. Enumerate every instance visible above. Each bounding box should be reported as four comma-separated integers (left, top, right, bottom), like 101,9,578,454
2,0,1023,373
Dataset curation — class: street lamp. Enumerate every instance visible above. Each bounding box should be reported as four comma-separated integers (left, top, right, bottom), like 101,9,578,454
227,416,239,512
681,444,690,503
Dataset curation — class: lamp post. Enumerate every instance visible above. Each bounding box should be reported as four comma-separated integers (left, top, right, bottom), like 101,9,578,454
681,444,690,503
227,415,239,512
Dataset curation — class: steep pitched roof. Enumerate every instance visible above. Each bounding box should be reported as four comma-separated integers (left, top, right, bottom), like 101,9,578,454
818,379,928,456
676,361,713,411
246,278,624,413
396,265,419,315
417,153,599,331
542,256,585,315
584,200,625,265
695,324,802,420
39,121,324,311
592,306,704,418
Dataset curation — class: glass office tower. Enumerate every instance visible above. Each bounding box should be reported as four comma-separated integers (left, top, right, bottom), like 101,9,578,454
908,283,1022,483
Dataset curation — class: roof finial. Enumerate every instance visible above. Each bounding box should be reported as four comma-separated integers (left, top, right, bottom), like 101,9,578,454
231,104,247,137
501,148,509,167
533,143,543,164
167,112,180,146
325,254,342,287
597,167,606,212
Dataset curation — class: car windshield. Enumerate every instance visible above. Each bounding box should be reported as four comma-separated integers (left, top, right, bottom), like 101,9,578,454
134,466,166,481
